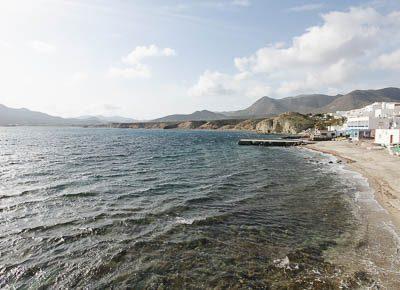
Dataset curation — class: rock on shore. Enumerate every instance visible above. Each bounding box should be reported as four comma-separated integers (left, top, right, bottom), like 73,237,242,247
255,112,316,134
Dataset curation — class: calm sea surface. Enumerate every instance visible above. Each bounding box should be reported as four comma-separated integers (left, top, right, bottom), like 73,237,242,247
0,127,387,288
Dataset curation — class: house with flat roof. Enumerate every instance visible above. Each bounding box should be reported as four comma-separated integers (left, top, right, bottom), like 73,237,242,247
375,129,400,146
335,102,400,140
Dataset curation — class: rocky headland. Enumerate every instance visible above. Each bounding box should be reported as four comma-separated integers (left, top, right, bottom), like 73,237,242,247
107,112,334,135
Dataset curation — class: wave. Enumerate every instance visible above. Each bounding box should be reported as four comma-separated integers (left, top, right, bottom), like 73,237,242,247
19,219,81,234
0,188,41,200
59,191,99,198
2,128,392,288
0,198,47,213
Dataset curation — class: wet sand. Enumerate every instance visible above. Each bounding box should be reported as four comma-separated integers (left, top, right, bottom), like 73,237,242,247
306,140,400,230
306,140,400,287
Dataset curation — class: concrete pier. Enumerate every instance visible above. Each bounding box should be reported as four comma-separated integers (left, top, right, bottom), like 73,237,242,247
238,139,312,146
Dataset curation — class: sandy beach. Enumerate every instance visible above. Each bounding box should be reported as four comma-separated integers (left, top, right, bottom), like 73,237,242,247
306,140,400,287
306,140,400,229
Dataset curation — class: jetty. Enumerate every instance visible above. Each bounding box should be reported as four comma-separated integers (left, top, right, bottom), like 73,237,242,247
238,139,313,146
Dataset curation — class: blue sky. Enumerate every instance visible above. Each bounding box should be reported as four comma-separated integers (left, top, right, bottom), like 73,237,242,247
1,0,400,119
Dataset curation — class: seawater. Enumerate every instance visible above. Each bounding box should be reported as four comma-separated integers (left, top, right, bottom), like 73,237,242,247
0,127,396,288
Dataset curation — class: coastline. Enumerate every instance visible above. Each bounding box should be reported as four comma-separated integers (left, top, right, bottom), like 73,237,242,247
305,140,400,230
305,140,400,287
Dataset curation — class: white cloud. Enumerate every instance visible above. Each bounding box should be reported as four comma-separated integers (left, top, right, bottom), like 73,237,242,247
189,70,237,97
245,84,272,98
110,45,175,79
188,70,270,98
289,3,324,12
276,60,357,95
30,40,56,54
190,7,400,98
109,65,151,79
235,7,383,74
372,49,400,70
231,0,251,7
122,45,176,65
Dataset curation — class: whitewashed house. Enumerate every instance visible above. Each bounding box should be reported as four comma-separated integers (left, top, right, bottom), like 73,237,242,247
338,102,400,120
344,102,400,130
327,124,347,137
375,129,400,146
336,102,400,140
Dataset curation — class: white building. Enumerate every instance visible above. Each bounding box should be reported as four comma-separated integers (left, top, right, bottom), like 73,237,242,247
346,115,391,130
375,129,400,146
327,124,347,132
374,102,400,118
339,102,400,130
338,102,400,119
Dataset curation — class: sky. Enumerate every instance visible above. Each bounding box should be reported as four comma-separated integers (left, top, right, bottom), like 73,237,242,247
1,0,400,119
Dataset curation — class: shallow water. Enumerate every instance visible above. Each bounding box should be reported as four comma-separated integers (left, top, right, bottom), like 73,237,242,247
0,127,395,288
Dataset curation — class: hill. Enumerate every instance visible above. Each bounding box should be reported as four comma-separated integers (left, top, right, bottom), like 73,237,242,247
226,87,400,118
0,104,127,126
153,110,228,122
153,88,400,121
3,87,400,126
321,87,400,112
111,112,316,134
77,115,137,123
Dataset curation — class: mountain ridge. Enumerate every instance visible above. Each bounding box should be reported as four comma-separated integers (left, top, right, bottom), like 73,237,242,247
76,115,137,123
224,87,400,118
151,87,400,121
153,110,228,122
2,87,400,125
0,105,135,126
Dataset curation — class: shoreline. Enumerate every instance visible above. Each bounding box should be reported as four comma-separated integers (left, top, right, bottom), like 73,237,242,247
305,140,400,287
305,140,400,230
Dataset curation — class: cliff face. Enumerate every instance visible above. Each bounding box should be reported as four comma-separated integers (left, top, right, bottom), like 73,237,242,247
177,121,207,129
109,112,316,134
255,112,316,134
198,120,242,130
233,119,261,131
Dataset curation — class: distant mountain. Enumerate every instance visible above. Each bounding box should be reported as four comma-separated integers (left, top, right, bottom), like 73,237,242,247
225,94,341,118
3,87,400,126
0,104,107,126
152,87,400,121
225,87,400,118
321,87,400,112
223,97,286,118
153,110,229,122
224,94,339,117
77,115,136,123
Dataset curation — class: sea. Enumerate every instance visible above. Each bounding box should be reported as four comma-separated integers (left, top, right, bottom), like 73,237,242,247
0,127,399,289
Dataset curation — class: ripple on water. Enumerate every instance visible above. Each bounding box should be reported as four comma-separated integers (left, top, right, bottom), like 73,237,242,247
0,128,394,288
